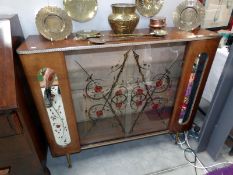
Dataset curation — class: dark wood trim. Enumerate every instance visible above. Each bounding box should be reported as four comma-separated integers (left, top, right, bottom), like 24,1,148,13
168,38,221,132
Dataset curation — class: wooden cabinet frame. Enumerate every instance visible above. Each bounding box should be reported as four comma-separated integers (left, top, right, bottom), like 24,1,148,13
17,28,220,157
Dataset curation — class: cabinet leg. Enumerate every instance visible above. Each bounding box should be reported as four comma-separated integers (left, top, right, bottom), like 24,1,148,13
66,154,72,168
44,166,51,175
175,132,179,144
229,147,233,156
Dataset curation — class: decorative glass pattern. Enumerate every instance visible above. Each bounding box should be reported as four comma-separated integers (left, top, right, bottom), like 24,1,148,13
38,69,71,147
66,44,185,145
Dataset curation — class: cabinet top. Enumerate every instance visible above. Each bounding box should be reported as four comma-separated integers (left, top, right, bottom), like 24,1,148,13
17,28,220,55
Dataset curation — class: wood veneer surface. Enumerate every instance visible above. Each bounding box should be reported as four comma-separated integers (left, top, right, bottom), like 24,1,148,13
17,28,220,54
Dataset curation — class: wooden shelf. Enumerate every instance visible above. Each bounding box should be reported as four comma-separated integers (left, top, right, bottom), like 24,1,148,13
17,28,220,55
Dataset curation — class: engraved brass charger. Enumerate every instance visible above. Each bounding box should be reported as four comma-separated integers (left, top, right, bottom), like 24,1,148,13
63,0,98,22
136,0,164,17
173,0,205,31
35,6,72,41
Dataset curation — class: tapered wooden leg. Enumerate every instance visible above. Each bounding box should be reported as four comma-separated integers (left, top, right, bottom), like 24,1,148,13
44,166,51,175
175,132,179,144
229,147,233,156
66,154,72,168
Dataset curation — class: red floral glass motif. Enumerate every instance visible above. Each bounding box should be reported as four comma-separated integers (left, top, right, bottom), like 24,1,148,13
116,102,123,109
156,79,163,88
115,89,123,96
152,103,160,110
136,100,143,107
96,110,103,117
94,85,103,93
136,88,144,95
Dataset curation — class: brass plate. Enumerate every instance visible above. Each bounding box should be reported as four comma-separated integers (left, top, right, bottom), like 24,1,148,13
35,6,72,41
89,38,106,44
136,0,164,17
173,1,205,31
63,0,98,22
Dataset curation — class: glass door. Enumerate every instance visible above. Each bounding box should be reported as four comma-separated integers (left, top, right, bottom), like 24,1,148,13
65,43,185,146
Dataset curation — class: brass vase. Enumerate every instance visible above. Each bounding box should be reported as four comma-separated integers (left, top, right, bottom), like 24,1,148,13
108,3,140,34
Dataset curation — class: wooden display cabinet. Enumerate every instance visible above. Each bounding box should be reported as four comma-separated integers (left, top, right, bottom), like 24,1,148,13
17,28,220,166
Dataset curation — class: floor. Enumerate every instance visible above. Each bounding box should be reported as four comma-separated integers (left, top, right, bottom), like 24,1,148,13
47,99,233,175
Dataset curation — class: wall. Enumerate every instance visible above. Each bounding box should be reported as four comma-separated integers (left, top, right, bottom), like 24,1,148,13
0,0,183,38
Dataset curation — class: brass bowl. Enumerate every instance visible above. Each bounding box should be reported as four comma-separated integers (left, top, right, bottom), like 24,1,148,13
149,16,166,29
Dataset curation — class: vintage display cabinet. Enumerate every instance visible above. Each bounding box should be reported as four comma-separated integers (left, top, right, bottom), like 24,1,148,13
17,28,220,166
0,15,49,174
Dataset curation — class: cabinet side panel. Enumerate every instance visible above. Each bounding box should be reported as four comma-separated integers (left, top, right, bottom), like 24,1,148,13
169,38,220,132
19,52,81,156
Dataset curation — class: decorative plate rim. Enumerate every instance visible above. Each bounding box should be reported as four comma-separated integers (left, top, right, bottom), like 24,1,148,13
173,1,205,31
35,6,72,41
63,0,98,22
135,0,164,17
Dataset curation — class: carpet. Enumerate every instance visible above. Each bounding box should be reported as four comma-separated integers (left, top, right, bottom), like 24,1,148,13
207,164,233,175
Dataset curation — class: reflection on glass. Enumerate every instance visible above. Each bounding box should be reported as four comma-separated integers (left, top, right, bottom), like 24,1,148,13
179,53,208,124
38,68,71,147
66,45,185,145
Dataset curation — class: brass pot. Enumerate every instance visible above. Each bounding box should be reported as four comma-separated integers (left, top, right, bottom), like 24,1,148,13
108,3,140,34
150,16,166,29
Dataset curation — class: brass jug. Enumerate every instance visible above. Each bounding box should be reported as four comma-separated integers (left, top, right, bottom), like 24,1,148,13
108,3,140,34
